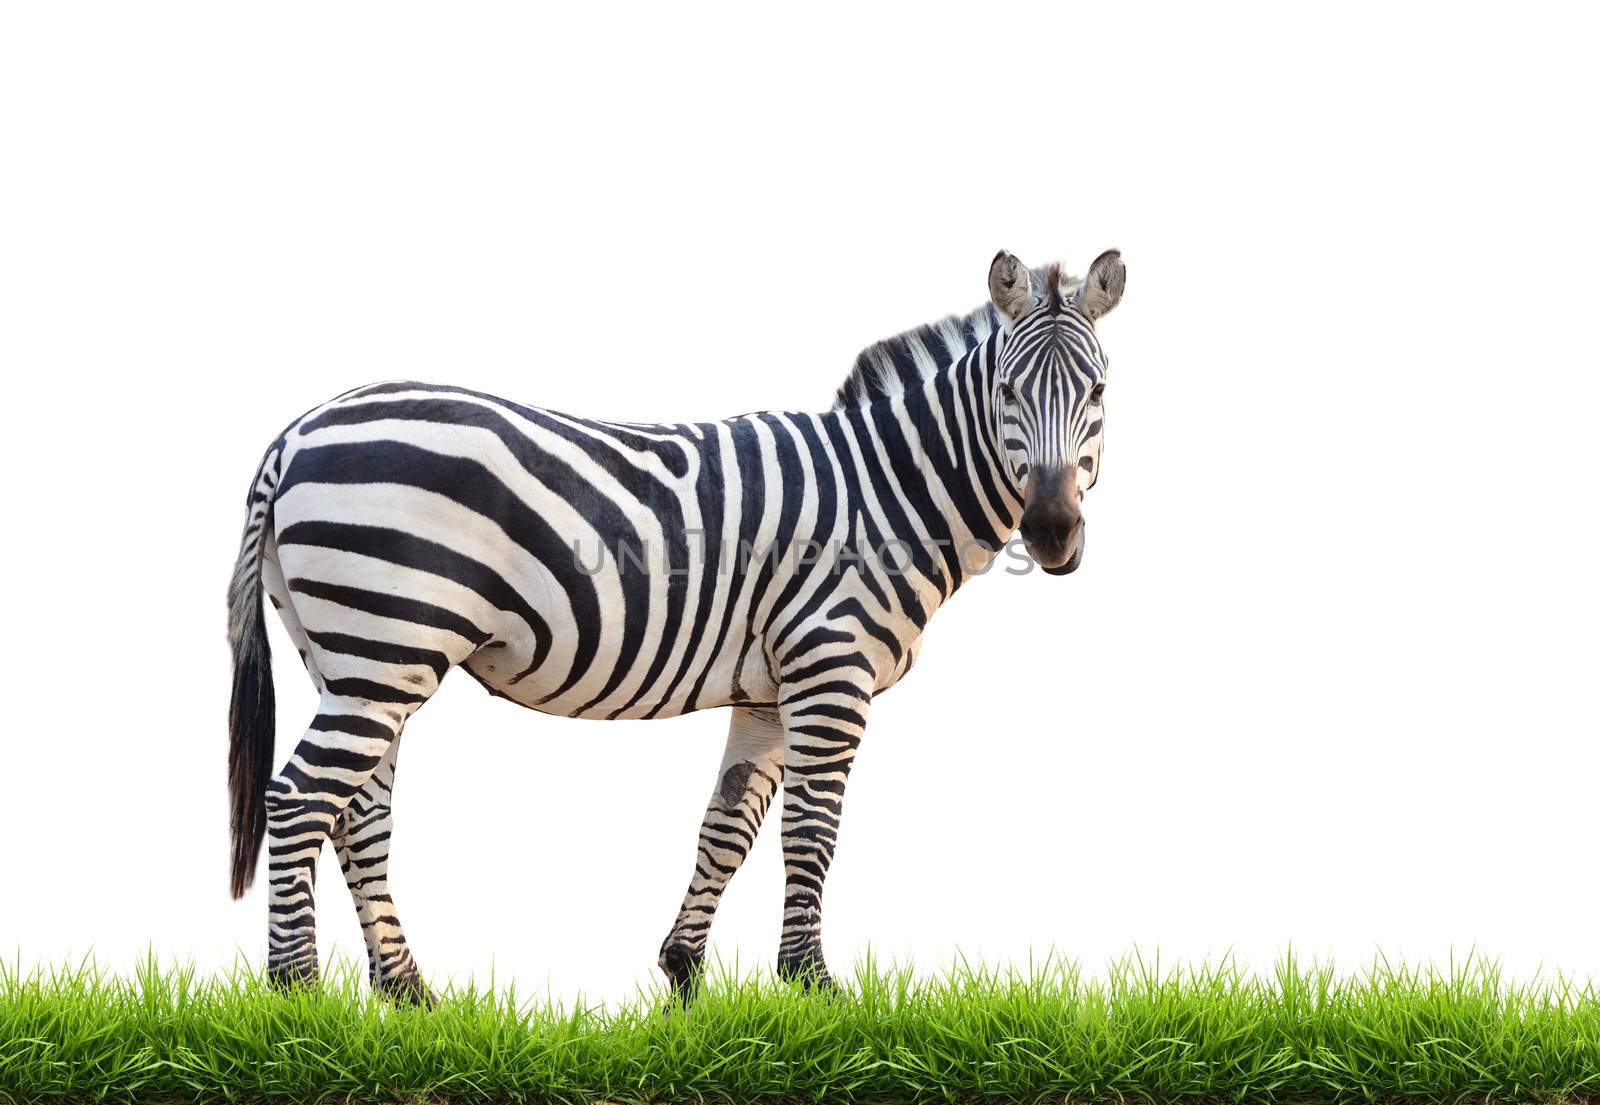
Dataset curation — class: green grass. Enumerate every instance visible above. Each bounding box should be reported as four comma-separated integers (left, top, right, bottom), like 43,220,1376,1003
2,952,1597,1104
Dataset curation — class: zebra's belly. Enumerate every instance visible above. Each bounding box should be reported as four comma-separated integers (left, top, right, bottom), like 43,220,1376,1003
460,622,777,721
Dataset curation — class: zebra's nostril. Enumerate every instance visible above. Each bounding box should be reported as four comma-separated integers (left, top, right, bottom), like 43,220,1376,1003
1019,517,1039,545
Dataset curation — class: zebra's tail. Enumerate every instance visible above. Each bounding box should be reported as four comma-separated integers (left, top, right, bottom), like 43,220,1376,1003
226,449,279,899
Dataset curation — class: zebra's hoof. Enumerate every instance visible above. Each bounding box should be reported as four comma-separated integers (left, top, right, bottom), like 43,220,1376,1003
378,971,437,1010
659,943,705,1005
266,962,319,995
777,954,835,992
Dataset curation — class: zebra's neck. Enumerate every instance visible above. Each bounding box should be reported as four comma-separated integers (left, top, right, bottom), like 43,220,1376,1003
832,334,1025,599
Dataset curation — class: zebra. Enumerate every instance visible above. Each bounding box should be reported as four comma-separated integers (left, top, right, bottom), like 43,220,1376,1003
226,248,1126,1004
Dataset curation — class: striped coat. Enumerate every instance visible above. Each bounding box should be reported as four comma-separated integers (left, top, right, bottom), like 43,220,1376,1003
226,249,1125,1001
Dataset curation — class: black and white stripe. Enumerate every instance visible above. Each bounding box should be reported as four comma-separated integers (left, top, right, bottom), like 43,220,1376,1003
225,250,1125,1001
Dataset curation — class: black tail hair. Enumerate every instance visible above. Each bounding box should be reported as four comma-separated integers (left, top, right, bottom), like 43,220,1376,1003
227,501,275,898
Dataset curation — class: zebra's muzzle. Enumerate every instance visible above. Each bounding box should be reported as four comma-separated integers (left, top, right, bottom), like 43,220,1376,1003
1019,467,1084,574
1041,525,1084,575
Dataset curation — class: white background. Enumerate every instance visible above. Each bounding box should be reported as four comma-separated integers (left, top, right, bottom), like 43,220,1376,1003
2,3,1597,1003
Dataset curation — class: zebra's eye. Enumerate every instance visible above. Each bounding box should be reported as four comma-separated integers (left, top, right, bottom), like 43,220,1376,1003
1000,381,1018,403
1089,383,1106,404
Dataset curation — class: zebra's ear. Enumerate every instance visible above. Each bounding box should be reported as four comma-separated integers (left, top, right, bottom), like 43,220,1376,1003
1076,249,1125,321
989,250,1033,322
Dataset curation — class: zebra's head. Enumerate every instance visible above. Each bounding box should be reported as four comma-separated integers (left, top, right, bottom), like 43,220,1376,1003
989,248,1126,575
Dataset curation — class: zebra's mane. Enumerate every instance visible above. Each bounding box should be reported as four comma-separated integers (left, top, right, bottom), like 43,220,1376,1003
831,265,1069,409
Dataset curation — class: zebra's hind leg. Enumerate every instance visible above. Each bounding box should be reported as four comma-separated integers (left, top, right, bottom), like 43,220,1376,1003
264,696,411,994
331,734,434,1007
658,707,784,1002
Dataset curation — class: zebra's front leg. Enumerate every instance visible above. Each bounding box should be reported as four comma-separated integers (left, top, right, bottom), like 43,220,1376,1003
775,658,874,989
331,734,433,1007
658,706,784,1001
